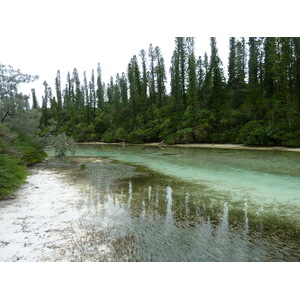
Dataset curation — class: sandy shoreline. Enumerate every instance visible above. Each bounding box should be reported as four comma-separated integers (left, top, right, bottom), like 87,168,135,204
78,142,300,152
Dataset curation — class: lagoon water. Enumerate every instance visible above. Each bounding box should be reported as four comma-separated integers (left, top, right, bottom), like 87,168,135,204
1,144,300,261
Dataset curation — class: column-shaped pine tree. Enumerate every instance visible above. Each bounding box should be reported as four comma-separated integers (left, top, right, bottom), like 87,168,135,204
83,71,91,124
292,38,300,108
148,44,156,108
247,37,263,119
170,49,181,112
31,88,39,109
186,39,198,125
41,81,50,126
140,49,148,126
55,70,63,116
90,70,97,116
96,63,105,109
208,37,225,112
154,46,167,108
196,56,205,106
107,76,114,105
227,37,247,109
228,37,237,88
263,37,277,99
127,55,142,130
277,38,297,128
120,72,128,106
176,37,188,110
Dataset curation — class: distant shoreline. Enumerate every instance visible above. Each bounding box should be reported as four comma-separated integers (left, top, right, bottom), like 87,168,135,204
77,142,300,152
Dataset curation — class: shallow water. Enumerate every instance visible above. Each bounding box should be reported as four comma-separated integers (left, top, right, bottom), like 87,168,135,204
1,145,300,261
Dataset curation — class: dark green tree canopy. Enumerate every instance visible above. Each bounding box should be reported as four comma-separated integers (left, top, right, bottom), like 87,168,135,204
34,37,300,147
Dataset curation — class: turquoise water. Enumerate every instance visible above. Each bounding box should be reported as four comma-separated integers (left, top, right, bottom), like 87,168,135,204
75,145,300,207
45,145,300,261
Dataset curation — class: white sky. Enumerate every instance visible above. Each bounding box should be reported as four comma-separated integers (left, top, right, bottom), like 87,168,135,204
1,0,299,102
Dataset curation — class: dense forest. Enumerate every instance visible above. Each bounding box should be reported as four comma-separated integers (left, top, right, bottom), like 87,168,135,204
36,37,300,146
1,37,300,197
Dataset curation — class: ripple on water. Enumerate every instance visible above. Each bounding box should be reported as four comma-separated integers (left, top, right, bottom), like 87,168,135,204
1,151,300,262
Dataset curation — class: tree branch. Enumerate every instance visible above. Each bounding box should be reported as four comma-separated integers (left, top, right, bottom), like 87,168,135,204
0,111,10,123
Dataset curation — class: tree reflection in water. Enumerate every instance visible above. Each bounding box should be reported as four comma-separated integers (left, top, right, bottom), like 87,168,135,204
6,154,298,262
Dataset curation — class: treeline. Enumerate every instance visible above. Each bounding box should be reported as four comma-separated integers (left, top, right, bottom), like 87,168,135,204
38,37,300,146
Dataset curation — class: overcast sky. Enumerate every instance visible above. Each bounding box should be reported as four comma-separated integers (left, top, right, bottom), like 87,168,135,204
1,0,299,291
1,0,299,102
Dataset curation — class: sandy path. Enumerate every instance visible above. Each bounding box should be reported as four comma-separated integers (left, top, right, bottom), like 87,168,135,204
0,165,83,262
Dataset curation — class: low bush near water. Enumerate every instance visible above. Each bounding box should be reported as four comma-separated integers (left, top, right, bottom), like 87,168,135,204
0,154,28,198
0,124,47,198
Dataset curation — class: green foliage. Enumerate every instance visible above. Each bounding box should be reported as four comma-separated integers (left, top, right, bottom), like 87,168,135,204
0,154,28,198
237,120,279,146
194,121,214,143
280,131,300,147
0,64,49,198
127,129,154,144
0,124,47,165
102,130,118,143
158,116,178,142
94,116,109,135
193,109,216,143
115,128,128,142
44,132,76,158
16,132,47,164
5,109,42,143
0,124,46,199
277,122,300,147
39,37,300,147
0,64,39,122
74,123,98,142
174,128,194,144
39,118,76,157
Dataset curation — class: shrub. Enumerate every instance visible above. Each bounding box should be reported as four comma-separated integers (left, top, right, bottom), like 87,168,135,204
158,118,177,142
1,125,47,164
164,135,176,145
237,120,279,146
174,128,194,144
94,117,108,135
194,121,214,143
0,116,47,198
102,131,117,143
16,131,47,164
127,129,145,144
280,130,300,147
0,154,28,198
115,128,128,142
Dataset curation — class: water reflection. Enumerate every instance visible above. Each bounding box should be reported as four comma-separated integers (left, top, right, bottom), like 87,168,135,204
220,202,229,230
166,186,172,203
43,156,300,261
244,200,249,234
166,186,172,217
128,181,132,204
